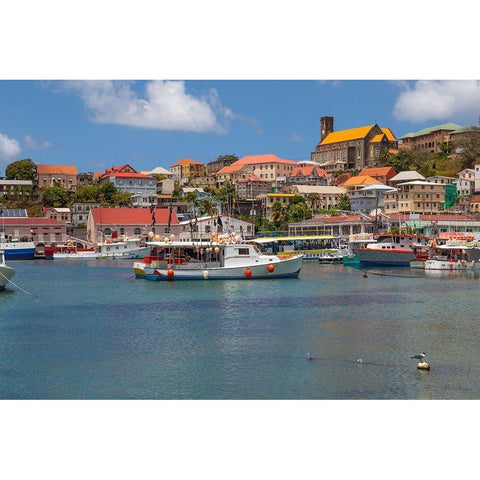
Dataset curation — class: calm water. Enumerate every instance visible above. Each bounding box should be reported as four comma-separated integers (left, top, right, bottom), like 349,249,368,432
1,259,479,399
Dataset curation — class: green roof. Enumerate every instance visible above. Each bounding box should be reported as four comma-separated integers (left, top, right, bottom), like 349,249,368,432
449,125,480,134
400,123,463,139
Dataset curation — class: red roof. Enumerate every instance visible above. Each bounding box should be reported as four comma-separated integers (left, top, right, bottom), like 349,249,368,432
91,208,178,225
471,196,480,203
290,166,328,177
102,172,153,179
1,218,65,226
359,167,396,177
234,153,297,166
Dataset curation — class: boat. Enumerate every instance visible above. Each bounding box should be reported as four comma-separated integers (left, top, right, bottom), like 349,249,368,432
251,235,346,263
342,233,376,266
411,240,479,271
53,237,149,260
0,249,16,290
352,233,430,266
0,232,36,260
134,234,303,281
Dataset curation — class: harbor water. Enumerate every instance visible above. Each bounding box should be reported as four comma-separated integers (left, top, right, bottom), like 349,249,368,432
1,260,479,399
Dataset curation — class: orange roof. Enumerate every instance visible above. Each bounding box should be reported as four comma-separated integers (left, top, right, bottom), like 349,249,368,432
170,158,204,167
320,125,374,145
36,164,77,175
382,128,397,142
471,196,480,203
359,167,396,177
370,134,386,143
102,172,153,179
91,208,178,225
216,164,244,175
340,175,383,187
290,166,328,177
234,153,297,166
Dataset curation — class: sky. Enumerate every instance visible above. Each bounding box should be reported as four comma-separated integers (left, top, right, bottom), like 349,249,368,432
2,79,480,176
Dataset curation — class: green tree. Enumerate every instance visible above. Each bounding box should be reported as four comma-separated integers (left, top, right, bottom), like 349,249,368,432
287,202,312,223
337,194,351,211
41,183,72,207
304,193,321,213
271,201,288,230
5,159,37,181
454,136,480,169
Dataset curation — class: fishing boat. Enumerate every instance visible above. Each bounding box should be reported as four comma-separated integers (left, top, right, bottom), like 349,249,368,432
53,237,149,260
0,232,36,260
411,241,478,271
134,234,303,281
251,235,345,263
352,233,430,266
0,249,16,290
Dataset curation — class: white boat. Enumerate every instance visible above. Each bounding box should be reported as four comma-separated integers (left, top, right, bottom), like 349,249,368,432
133,238,304,281
252,235,345,263
343,233,376,266
0,249,16,290
53,237,149,260
0,232,35,260
421,243,477,271
353,234,430,266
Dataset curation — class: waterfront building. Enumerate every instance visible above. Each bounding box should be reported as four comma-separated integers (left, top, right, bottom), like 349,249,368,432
36,164,78,190
289,213,375,239
383,181,445,214
310,116,398,170
398,123,463,153
0,216,66,244
178,215,253,240
206,155,238,175
86,207,180,244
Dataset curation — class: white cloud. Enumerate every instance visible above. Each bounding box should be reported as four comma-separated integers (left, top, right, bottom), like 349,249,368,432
287,132,304,143
23,134,52,149
394,80,480,123
62,80,238,134
0,133,21,161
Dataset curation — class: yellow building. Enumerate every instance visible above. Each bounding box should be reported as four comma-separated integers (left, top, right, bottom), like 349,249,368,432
383,181,445,214
170,158,206,185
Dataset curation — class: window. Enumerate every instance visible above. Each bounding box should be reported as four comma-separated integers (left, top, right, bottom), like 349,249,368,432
104,228,112,235
120,228,125,235
236,248,250,255
134,228,141,235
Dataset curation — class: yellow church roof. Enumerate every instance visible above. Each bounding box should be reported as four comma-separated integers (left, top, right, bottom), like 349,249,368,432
320,125,374,145
381,128,397,142
370,134,386,143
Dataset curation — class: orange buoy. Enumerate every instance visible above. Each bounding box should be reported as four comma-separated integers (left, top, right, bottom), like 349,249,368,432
167,269,175,278
245,268,252,278
449,262,454,268
267,264,275,272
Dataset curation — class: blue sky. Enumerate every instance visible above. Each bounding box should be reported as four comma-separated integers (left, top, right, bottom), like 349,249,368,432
2,79,480,176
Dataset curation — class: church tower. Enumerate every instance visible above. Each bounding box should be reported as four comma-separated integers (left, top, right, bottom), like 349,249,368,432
320,116,334,142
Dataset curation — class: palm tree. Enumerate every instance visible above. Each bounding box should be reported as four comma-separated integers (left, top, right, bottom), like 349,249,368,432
271,201,288,231
304,193,321,214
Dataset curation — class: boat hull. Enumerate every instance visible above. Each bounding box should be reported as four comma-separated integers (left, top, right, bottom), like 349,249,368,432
0,265,15,290
0,242,36,260
134,255,303,281
352,247,415,266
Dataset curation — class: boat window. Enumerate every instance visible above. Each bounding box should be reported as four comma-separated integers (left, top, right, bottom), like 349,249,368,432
236,248,250,255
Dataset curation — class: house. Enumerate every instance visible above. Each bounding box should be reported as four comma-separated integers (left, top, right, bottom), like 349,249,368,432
44,207,71,223
383,181,445,214
388,171,425,187
156,178,175,195
358,167,396,185
169,158,206,185
0,179,33,198
216,154,297,189
282,164,330,187
284,185,346,210
86,207,180,244
398,123,463,153
470,195,480,213
310,116,398,170
71,202,101,226
36,164,78,190
236,175,272,199
100,171,156,199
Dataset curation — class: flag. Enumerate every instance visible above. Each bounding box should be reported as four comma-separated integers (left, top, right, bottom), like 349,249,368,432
151,209,156,226
217,215,223,228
